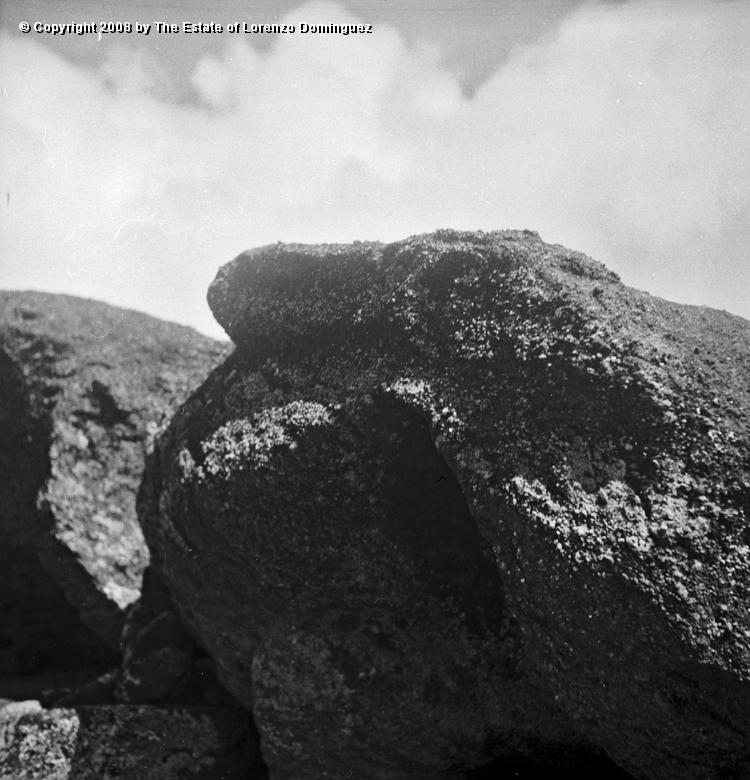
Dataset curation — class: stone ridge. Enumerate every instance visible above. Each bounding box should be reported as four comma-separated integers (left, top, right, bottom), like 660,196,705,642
0,290,231,654
194,229,750,779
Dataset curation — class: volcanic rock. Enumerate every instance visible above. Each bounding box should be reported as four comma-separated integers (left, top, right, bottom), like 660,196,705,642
144,229,750,779
0,701,259,779
139,229,750,778
0,291,230,661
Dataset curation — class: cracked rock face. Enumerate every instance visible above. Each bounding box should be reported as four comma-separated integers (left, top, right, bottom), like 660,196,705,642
142,230,750,780
0,291,230,657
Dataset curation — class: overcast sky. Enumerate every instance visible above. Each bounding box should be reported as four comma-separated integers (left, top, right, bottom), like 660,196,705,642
1,0,748,340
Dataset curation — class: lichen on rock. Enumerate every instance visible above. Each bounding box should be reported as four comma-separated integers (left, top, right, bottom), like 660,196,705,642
181,401,333,482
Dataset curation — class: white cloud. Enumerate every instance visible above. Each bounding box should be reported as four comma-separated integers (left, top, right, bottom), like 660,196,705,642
1,0,748,339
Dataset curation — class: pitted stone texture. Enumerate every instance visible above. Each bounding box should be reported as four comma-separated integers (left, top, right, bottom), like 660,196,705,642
143,230,750,779
0,291,229,655
0,703,257,779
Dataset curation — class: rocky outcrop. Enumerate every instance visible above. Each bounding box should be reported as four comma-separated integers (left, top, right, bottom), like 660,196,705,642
0,700,259,779
0,291,230,662
139,229,750,778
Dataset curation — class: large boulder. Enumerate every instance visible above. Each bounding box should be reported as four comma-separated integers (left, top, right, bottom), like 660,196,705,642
140,230,750,779
143,368,615,778
0,701,260,779
0,291,230,659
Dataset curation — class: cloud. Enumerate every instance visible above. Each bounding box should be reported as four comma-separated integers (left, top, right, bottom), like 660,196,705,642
1,0,748,339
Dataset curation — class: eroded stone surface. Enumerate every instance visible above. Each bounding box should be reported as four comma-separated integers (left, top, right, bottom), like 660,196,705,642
0,291,230,658
139,230,750,779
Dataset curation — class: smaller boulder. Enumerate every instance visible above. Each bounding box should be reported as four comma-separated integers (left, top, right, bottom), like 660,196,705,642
0,704,259,780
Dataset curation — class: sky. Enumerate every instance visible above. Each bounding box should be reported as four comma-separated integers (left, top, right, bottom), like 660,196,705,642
1,0,748,340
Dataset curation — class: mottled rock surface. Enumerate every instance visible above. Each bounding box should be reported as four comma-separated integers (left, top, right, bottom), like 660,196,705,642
0,702,258,779
137,229,750,778
0,291,230,660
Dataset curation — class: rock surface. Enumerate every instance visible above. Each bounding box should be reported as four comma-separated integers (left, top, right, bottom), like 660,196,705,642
0,702,258,779
139,229,750,778
0,291,230,658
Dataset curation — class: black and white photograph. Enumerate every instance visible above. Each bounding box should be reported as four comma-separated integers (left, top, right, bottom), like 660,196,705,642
1,1,748,778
